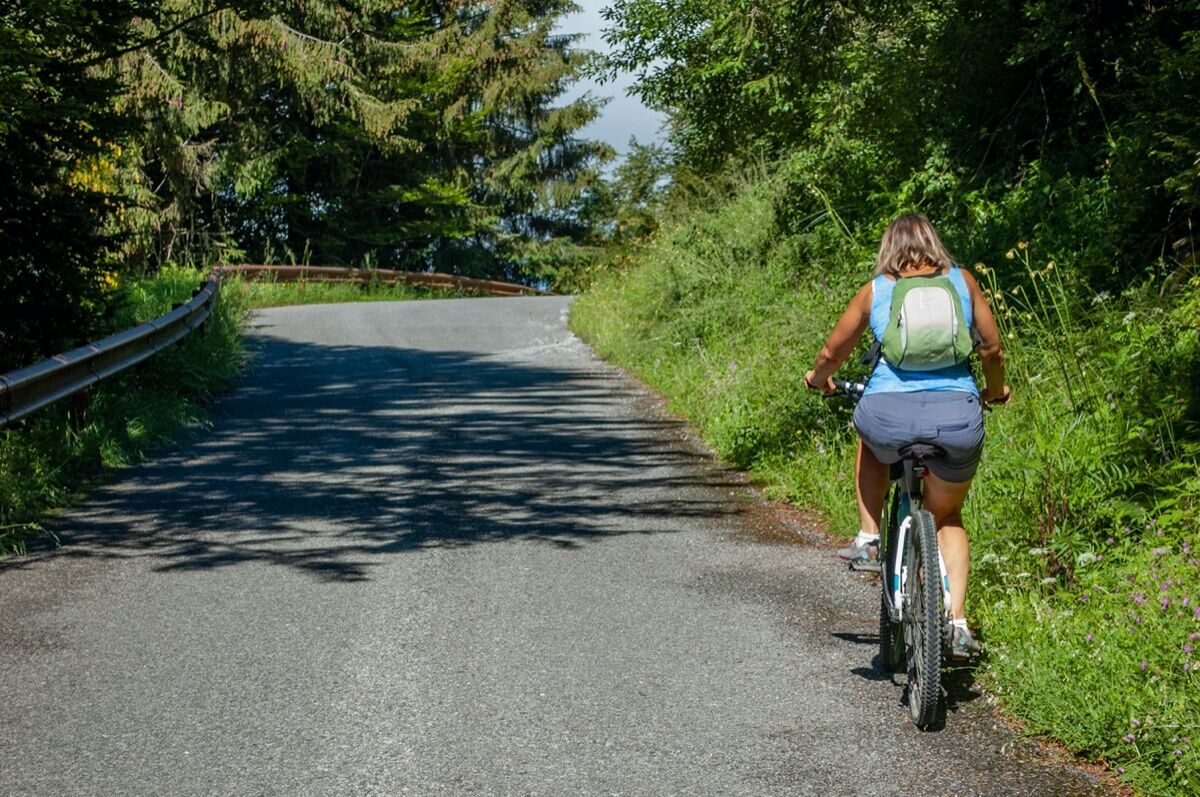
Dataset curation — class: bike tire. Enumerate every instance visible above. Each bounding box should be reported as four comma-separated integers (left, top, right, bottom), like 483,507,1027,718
879,586,904,673
879,489,904,673
904,508,943,729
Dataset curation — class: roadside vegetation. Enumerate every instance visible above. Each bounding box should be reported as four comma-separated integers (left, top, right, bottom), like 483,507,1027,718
237,278,465,310
574,4,1200,795
0,269,244,554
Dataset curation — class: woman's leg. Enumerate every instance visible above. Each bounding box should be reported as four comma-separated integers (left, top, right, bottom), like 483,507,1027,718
921,471,973,620
856,439,889,534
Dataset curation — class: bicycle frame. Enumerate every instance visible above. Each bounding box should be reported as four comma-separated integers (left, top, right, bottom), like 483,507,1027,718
882,458,952,626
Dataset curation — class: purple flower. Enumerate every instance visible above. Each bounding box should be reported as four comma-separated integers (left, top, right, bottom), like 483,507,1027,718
1141,660,1148,671
1131,718,1141,727
1085,633,1093,642
1123,734,1136,743
1195,606,1200,619
1163,580,1174,590
1133,593,1146,605
1117,767,1125,775
1080,593,1091,602
1189,633,1200,641
1107,537,1116,545
1152,546,1169,557
1176,749,1184,757
1186,644,1194,655
1162,595,1171,610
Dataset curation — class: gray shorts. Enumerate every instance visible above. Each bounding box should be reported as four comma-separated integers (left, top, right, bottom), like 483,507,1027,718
852,391,984,483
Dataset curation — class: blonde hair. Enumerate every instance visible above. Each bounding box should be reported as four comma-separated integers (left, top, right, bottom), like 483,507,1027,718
874,214,954,276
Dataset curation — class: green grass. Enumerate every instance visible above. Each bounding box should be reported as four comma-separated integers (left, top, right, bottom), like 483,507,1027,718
235,277,467,309
571,174,1200,796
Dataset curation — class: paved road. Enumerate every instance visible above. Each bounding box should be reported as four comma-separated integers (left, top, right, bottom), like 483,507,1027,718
1,297,1109,796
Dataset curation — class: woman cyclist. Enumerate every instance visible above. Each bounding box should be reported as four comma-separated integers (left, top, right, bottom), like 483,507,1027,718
803,214,1009,658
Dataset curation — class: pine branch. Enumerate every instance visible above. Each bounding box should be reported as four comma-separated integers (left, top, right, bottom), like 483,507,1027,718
71,5,237,70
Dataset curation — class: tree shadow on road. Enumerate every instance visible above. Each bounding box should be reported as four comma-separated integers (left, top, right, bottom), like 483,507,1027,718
3,330,736,582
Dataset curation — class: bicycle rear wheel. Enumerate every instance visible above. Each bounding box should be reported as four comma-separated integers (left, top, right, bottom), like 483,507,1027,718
879,488,904,673
904,508,943,728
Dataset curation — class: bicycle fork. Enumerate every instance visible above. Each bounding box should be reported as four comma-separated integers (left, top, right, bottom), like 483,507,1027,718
889,514,953,625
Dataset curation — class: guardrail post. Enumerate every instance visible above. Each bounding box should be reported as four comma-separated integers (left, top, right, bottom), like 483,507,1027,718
69,386,93,431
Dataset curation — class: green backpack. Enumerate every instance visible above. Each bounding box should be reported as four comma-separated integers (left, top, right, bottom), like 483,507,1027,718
880,274,973,371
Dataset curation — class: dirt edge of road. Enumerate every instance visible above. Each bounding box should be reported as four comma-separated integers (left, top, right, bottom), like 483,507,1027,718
585,340,1133,797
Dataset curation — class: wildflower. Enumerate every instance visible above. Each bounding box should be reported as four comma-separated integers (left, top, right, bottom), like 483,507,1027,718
1133,593,1146,605
1176,750,1184,758
1141,661,1148,671
1186,644,1194,655
1005,249,1016,260
974,262,988,273
1085,633,1093,642
1046,260,1055,270
1190,633,1199,641
1161,595,1170,610
1117,768,1125,775
1076,551,1097,567
1131,718,1141,727
1106,537,1115,545
1123,734,1136,743
1152,547,1170,557
1018,241,1028,250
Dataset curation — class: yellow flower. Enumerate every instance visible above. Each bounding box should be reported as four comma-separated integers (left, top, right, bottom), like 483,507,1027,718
1017,241,1028,250
1006,250,1016,260
1046,261,1055,270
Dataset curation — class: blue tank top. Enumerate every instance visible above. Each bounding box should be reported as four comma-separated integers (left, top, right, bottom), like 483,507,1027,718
864,267,979,396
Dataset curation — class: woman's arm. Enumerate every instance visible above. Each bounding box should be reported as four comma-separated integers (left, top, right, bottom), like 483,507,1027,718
961,269,1010,404
804,283,873,393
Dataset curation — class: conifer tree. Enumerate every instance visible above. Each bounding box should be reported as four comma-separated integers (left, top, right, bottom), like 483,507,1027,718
112,0,610,280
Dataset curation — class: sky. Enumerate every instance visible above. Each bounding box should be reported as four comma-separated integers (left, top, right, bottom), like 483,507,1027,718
555,0,667,159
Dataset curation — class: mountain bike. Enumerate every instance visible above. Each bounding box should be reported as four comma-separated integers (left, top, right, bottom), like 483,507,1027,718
830,379,953,729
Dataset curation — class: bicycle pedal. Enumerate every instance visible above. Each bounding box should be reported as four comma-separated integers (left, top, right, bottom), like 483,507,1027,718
849,560,881,573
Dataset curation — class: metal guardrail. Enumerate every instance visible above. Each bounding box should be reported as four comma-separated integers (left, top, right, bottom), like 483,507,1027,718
0,274,221,428
0,265,545,428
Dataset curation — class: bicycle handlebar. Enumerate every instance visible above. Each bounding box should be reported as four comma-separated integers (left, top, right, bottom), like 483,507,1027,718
829,379,866,400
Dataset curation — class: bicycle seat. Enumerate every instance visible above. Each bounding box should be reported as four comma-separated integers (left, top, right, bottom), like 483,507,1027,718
897,443,945,461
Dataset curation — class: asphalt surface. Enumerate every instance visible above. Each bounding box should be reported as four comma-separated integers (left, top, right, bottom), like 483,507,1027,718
0,297,1112,796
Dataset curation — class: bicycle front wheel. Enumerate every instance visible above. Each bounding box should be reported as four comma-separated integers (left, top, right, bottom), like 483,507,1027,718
904,508,943,729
